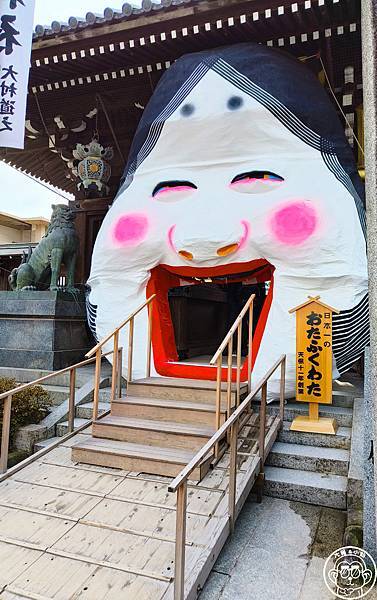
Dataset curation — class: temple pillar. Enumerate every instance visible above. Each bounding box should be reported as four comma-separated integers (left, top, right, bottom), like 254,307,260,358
361,0,377,559
71,197,112,285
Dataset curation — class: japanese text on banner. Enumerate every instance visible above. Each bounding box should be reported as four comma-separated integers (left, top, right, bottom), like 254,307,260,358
0,0,35,149
294,299,336,405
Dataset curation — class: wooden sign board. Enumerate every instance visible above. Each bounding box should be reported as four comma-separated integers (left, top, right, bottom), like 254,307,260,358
289,296,340,435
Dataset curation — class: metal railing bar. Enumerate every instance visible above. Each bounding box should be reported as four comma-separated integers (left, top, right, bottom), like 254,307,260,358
247,301,254,392
110,330,119,403
127,317,135,384
86,294,156,358
259,383,267,465
0,350,114,404
228,418,238,533
210,294,255,365
92,349,102,421
146,304,153,378
0,395,12,473
236,321,242,406
226,337,233,417
68,369,76,434
0,408,111,484
117,347,123,399
168,354,285,493
174,480,187,600
215,354,222,458
279,356,286,424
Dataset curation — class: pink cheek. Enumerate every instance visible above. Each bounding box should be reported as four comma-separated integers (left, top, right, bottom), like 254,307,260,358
113,213,149,246
270,201,317,246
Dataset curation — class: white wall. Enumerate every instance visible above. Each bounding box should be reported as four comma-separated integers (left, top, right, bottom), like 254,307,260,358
0,224,27,244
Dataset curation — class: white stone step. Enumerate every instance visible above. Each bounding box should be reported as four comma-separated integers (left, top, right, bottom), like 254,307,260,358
42,385,70,406
34,436,61,452
56,418,88,437
0,365,110,388
264,466,347,509
332,391,355,409
266,402,353,427
76,402,109,419
267,442,350,476
278,421,351,450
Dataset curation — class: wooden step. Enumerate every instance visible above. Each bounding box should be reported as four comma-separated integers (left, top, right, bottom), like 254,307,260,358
111,396,226,426
72,437,211,480
93,414,215,451
128,376,248,403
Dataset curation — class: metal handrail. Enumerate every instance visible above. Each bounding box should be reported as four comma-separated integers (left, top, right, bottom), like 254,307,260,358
0,407,111,484
210,294,256,365
86,294,156,358
0,348,120,474
0,351,113,403
84,294,157,423
169,354,286,600
169,354,286,493
207,292,256,446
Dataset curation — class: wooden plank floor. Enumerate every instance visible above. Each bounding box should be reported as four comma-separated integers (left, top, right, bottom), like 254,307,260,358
0,414,280,600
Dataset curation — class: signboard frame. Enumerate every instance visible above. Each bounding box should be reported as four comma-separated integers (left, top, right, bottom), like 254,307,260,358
289,296,340,435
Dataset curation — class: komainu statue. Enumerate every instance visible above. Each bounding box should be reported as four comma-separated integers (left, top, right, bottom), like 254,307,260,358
9,204,79,292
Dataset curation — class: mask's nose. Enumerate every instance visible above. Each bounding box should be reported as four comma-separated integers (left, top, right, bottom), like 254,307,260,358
178,243,240,261
171,222,249,263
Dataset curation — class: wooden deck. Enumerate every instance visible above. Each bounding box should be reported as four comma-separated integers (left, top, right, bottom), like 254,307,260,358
0,413,280,600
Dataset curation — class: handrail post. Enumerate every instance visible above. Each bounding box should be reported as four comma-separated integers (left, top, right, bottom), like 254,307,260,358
257,382,268,503
236,321,242,407
227,337,233,415
111,330,119,403
0,394,12,474
68,368,76,433
146,302,153,378
259,382,267,466
93,348,102,421
227,337,233,444
247,300,254,393
229,417,238,533
215,354,222,458
128,317,135,386
117,347,123,399
174,480,187,600
280,356,286,426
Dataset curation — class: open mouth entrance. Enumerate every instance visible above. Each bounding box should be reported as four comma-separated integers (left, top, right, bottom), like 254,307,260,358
146,260,275,382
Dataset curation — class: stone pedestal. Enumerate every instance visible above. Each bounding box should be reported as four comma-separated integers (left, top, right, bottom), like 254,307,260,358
0,291,92,370
364,350,377,558
362,0,377,560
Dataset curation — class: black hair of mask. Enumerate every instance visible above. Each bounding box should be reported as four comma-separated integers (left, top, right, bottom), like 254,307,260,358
121,42,364,215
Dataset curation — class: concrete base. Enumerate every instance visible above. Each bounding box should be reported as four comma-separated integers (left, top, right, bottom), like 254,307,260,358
200,497,346,600
0,291,92,370
290,415,338,435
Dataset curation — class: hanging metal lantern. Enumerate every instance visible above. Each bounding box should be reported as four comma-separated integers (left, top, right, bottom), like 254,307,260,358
73,138,114,196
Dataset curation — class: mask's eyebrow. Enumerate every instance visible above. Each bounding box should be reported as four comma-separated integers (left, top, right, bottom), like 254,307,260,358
152,180,197,196
231,171,284,184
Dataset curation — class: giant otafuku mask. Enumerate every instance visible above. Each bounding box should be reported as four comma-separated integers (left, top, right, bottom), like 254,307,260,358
87,43,368,397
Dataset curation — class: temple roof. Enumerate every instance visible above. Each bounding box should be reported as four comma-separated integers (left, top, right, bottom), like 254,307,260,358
33,1,199,41
0,0,362,195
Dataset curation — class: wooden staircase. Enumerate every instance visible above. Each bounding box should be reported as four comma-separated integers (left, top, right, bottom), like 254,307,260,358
72,377,248,480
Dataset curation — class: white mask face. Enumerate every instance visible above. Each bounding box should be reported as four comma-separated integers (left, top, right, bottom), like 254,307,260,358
88,57,367,395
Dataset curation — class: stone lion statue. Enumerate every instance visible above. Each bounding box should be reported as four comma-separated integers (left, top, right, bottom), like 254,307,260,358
9,204,79,292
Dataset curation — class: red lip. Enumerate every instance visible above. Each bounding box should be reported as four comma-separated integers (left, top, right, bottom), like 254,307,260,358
146,259,275,382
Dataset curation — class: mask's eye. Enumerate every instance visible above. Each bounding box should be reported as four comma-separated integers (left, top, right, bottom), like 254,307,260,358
231,171,284,194
152,180,197,202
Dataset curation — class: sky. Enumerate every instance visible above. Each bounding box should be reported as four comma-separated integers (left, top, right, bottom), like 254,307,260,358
0,1,141,220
